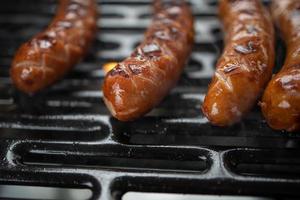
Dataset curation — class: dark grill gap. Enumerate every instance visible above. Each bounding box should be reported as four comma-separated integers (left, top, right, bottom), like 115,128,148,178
0,0,299,200
224,149,300,179
18,145,209,173
0,185,92,200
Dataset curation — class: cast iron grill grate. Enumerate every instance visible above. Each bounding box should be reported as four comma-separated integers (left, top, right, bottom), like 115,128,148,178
0,0,299,199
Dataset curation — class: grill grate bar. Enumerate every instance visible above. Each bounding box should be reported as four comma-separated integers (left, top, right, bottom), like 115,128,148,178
0,0,299,199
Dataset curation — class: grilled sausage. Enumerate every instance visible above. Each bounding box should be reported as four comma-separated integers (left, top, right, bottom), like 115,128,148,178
102,0,194,121
10,0,97,93
202,0,275,126
261,0,300,132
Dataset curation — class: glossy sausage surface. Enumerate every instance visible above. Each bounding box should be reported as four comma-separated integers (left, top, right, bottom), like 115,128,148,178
261,0,300,132
10,0,97,93
102,0,194,121
202,0,275,126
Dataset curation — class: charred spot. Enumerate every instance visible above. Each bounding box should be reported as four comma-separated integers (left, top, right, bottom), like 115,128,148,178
56,20,73,29
223,64,239,73
161,0,183,8
170,27,179,35
131,49,147,61
154,30,171,40
240,9,255,15
154,13,165,20
228,0,250,4
154,13,178,25
167,6,181,15
257,62,267,71
108,64,130,78
165,6,181,19
234,41,258,55
155,14,177,23
128,64,142,75
132,43,162,61
290,8,300,17
246,25,259,34
141,43,162,59
20,68,34,84
295,115,300,124
153,26,179,40
280,81,298,90
291,64,300,69
154,26,180,40
292,49,300,58
67,3,81,11
37,34,56,42
70,0,88,7
277,71,300,90
291,7,300,18
67,3,87,17
166,13,179,20
33,34,57,49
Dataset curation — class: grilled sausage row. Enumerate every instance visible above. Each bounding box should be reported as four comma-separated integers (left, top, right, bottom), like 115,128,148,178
202,0,275,126
11,0,97,93
261,0,300,132
9,0,300,132
102,0,194,121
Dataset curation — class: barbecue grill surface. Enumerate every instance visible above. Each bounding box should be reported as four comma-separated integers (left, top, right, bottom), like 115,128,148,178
0,0,299,199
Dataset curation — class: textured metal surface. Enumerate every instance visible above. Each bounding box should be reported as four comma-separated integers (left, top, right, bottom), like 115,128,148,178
0,0,299,199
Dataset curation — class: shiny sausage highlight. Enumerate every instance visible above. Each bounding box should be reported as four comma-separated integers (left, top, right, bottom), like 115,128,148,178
102,0,194,121
202,0,275,126
10,0,97,93
261,0,300,132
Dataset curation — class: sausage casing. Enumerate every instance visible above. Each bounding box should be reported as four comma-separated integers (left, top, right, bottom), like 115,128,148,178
202,0,275,126
102,0,194,121
261,0,300,132
10,0,97,93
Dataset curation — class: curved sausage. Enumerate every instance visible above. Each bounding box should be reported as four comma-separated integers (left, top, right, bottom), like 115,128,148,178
201,0,275,126
10,0,97,93
261,0,300,132
102,0,194,121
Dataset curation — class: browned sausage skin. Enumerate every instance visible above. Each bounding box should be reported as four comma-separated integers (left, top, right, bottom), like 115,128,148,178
10,0,97,94
261,0,300,132
202,0,275,126
102,0,194,121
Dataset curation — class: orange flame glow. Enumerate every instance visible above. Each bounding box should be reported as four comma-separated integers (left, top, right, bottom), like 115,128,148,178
103,62,118,74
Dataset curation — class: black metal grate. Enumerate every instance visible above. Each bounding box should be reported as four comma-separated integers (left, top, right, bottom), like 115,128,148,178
0,0,299,199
